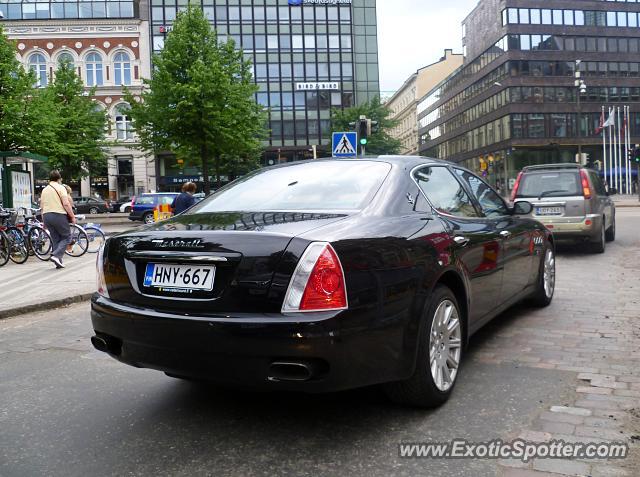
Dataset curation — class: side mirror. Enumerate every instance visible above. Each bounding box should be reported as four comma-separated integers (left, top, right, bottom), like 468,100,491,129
608,188,618,196
512,201,533,215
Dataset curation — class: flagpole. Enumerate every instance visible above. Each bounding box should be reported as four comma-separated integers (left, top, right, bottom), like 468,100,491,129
613,107,618,191
628,105,632,194
609,107,613,189
602,105,607,186
618,106,623,192
625,105,630,194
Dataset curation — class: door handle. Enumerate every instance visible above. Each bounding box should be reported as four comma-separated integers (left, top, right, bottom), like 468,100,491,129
453,236,470,247
499,230,512,239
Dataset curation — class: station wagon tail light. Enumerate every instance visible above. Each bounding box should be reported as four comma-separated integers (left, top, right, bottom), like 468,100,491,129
580,170,592,199
96,244,109,298
510,172,523,201
282,242,348,313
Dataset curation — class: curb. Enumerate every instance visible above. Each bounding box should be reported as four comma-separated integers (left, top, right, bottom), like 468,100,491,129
0,293,94,320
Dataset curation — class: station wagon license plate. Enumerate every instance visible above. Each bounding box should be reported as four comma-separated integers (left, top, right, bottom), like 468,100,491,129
536,207,563,216
143,263,216,292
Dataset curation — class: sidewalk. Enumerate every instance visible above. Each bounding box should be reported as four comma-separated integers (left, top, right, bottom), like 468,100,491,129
0,253,96,319
612,194,640,207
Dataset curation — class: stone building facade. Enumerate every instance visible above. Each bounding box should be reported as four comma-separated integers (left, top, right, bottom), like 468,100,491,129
2,3,153,200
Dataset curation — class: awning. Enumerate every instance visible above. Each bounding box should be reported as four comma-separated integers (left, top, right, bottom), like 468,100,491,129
0,151,48,165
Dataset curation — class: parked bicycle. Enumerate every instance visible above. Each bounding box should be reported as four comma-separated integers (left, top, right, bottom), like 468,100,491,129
0,207,29,265
22,209,103,260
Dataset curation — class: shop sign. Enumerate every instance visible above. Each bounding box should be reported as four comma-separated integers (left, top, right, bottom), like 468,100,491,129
91,176,109,187
166,175,229,184
296,82,339,91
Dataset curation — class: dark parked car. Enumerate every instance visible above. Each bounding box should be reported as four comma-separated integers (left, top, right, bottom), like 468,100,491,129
92,157,553,407
74,197,110,214
128,193,179,224
110,196,132,213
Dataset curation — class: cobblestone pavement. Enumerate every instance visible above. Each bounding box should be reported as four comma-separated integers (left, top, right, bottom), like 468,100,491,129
0,209,638,477
479,208,640,477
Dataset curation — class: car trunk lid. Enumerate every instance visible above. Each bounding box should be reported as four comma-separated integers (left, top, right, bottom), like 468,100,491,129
104,211,349,314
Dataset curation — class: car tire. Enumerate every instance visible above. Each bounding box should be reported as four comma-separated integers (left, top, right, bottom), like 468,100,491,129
605,214,615,242
384,285,463,408
89,207,99,215
124,206,131,213
142,212,155,224
590,222,606,254
529,242,555,307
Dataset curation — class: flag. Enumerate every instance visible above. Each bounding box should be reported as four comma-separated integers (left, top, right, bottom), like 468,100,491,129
595,108,606,135
602,111,615,128
621,110,627,135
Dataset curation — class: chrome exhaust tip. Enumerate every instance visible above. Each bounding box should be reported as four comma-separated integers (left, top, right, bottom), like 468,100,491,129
268,361,314,382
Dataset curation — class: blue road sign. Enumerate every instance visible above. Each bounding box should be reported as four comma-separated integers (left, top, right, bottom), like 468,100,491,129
332,132,358,158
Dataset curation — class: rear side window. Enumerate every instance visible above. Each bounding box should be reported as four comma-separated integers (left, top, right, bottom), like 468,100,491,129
414,166,479,218
517,171,581,198
191,161,391,212
589,171,607,195
160,195,175,205
135,196,155,205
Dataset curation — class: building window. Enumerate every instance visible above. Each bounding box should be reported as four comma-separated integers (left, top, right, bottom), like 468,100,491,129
29,53,47,87
115,104,134,140
85,52,104,86
57,52,74,67
114,52,131,86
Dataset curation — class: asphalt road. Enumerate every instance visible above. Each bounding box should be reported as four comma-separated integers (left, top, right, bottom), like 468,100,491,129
1,208,638,477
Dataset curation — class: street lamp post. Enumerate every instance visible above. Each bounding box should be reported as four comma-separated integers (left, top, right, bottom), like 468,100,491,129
575,60,587,162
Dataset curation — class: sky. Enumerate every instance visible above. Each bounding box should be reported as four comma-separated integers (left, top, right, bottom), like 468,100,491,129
377,0,479,95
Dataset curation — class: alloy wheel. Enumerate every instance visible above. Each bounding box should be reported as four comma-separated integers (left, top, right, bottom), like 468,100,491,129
543,248,556,299
429,299,462,392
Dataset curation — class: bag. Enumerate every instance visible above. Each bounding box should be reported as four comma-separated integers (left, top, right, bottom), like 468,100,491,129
48,185,74,223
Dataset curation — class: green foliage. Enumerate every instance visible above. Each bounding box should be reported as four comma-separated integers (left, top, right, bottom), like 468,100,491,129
0,28,106,179
39,60,108,179
330,96,402,155
125,4,266,192
0,26,48,154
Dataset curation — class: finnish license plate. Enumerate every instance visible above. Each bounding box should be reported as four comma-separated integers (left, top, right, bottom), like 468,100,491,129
143,263,216,292
536,207,563,216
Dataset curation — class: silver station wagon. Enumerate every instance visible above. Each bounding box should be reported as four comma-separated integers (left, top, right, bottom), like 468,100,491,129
512,163,616,253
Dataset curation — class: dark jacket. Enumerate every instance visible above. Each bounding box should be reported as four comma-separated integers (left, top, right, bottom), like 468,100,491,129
172,192,196,214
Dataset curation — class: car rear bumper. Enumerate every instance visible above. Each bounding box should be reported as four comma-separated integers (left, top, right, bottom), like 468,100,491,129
90,295,415,392
534,214,603,240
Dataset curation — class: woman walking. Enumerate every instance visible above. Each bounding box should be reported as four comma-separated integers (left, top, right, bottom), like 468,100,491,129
172,182,197,214
40,171,76,269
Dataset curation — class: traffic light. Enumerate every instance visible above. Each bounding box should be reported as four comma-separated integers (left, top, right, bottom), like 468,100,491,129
634,147,640,164
358,119,368,145
628,148,634,161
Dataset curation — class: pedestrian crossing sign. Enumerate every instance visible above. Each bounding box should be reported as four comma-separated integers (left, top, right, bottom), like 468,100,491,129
332,132,358,158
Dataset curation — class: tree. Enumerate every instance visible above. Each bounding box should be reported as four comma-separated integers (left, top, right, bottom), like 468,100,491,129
0,26,53,156
39,60,108,179
330,95,401,155
126,4,266,193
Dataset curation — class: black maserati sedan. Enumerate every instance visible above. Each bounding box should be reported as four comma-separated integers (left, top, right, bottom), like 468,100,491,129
91,156,554,407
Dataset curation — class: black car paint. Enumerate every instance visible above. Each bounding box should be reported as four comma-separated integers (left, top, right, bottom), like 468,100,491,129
91,157,552,391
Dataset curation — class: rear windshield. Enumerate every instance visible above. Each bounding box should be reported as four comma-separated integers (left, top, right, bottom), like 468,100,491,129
517,171,581,198
189,161,391,213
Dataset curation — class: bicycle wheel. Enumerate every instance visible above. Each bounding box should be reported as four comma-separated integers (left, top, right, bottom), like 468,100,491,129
6,226,29,264
84,226,106,253
0,231,10,267
27,226,53,261
65,224,89,257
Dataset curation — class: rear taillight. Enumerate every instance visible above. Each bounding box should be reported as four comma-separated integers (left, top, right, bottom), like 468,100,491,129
282,242,348,313
580,170,592,199
96,243,109,298
510,171,523,201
